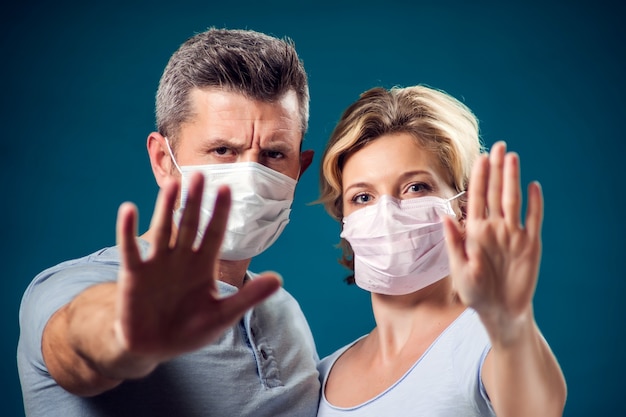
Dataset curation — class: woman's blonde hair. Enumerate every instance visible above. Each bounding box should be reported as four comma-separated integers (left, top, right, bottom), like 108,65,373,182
318,85,484,280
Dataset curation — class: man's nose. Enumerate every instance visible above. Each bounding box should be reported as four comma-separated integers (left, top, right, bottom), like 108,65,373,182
238,148,261,163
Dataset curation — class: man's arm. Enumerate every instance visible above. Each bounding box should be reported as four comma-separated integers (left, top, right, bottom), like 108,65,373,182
42,283,154,396
42,174,281,397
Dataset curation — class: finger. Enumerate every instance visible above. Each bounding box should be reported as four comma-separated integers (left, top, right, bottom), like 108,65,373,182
503,152,522,228
468,154,489,220
116,202,142,271
487,141,506,218
216,273,282,324
199,185,231,259
176,172,205,249
442,215,467,266
148,178,180,255
525,181,544,241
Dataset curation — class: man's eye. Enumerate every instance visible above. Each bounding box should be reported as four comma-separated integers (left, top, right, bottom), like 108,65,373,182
264,150,284,159
213,147,233,156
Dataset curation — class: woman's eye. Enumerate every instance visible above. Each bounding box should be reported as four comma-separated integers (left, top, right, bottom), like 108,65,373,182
408,183,430,193
352,194,372,204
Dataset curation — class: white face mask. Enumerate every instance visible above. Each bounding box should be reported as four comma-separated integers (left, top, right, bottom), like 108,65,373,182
166,139,297,260
340,192,464,295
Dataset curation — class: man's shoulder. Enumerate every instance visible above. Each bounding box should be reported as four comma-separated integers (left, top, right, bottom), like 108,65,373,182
23,239,151,297
246,270,300,305
37,238,149,276
34,246,119,279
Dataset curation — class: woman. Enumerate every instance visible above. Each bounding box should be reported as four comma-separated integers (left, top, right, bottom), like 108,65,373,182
317,85,567,416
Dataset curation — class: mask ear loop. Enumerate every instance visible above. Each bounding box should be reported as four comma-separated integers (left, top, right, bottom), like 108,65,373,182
446,190,467,221
164,137,183,174
164,137,188,220
446,190,466,202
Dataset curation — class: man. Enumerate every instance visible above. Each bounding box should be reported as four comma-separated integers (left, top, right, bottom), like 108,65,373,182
17,28,320,417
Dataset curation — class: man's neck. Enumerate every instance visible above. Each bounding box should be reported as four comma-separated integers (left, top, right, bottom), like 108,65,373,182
217,259,252,288
140,227,251,289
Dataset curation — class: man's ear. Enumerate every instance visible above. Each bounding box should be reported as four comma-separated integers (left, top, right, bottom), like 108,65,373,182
298,149,315,177
146,132,176,188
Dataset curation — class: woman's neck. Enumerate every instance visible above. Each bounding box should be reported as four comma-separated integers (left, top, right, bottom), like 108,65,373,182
368,277,465,361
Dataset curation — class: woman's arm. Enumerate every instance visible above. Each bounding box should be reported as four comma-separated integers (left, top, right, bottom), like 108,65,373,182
443,141,567,416
480,309,566,417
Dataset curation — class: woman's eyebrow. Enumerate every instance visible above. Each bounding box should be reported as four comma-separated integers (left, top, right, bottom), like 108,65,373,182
343,181,372,194
398,170,434,181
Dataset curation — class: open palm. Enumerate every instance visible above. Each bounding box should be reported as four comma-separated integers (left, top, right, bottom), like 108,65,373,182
444,142,544,328
114,173,280,362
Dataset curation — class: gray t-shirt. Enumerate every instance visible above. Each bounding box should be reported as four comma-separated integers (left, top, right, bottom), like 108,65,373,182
18,240,320,417
317,308,495,417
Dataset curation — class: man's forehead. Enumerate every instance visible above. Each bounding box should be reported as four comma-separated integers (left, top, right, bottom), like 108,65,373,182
190,88,300,119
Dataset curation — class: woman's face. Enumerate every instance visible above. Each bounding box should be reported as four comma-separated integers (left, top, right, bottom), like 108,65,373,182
341,132,458,217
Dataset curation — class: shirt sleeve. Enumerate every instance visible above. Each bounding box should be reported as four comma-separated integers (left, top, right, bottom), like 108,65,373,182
451,309,496,417
18,256,119,372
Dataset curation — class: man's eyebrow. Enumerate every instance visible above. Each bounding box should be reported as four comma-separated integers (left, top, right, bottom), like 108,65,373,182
201,137,246,148
262,136,300,152
262,141,294,151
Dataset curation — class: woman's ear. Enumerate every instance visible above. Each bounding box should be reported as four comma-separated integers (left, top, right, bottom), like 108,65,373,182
459,202,467,223
147,132,177,188
455,194,467,231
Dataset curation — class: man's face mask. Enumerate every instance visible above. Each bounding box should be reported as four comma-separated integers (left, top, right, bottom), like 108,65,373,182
165,138,297,260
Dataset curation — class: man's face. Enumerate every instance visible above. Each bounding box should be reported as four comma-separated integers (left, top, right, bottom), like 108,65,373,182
172,88,303,180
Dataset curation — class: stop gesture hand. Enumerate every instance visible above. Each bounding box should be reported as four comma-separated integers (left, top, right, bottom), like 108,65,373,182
443,141,543,339
114,172,281,370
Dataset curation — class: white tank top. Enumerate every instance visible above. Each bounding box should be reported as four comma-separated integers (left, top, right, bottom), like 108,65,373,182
317,308,495,416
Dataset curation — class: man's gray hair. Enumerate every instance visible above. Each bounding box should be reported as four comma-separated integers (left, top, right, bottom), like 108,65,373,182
156,28,309,148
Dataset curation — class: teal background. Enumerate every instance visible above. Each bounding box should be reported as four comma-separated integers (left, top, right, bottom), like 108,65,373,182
2,1,623,415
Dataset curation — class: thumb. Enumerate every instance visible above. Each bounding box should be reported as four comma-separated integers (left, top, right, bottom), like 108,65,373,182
218,272,282,320
442,215,466,265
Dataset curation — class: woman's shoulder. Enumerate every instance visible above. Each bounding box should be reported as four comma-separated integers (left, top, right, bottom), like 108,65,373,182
318,334,367,381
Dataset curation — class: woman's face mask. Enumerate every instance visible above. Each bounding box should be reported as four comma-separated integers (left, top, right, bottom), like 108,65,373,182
341,192,464,296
